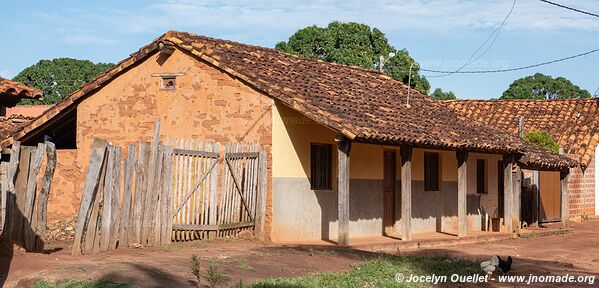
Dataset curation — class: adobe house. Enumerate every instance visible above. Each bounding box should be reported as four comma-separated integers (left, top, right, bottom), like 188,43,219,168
0,31,577,244
448,99,599,220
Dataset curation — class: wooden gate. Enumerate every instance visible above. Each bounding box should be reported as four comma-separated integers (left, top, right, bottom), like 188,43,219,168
169,141,267,240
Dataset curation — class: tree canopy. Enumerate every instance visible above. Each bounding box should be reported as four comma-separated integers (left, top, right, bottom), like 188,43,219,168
524,131,559,153
500,73,591,100
429,88,456,100
276,21,430,94
13,58,114,105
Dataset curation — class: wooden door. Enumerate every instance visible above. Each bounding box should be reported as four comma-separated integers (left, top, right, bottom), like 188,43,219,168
383,151,396,235
539,171,561,222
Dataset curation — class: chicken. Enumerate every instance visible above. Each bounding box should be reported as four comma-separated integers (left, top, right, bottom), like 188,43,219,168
497,256,512,274
480,255,499,275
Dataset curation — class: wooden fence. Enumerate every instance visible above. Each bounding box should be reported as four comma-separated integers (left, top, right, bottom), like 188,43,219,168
72,121,268,255
0,141,57,252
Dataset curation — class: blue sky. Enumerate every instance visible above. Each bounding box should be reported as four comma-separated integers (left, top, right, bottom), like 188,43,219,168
1,0,598,99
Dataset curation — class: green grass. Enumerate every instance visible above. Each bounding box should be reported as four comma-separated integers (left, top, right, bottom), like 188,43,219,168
250,254,480,288
160,243,184,250
33,279,135,288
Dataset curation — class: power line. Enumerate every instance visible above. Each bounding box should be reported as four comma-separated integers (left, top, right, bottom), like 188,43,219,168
539,0,599,18
429,0,517,78
420,47,599,74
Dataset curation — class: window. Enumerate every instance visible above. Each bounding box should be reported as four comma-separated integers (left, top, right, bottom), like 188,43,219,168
477,159,487,194
424,152,440,191
310,143,332,190
161,76,176,90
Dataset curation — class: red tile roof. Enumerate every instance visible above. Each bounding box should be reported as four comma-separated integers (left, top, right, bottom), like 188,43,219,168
0,115,34,140
0,77,43,107
447,99,598,167
0,31,577,169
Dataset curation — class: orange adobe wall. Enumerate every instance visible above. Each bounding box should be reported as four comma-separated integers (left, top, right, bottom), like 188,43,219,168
47,48,274,238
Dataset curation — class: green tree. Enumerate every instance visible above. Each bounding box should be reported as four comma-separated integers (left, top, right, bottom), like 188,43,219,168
429,88,457,100
500,73,591,100
276,21,430,94
524,131,559,153
13,58,114,105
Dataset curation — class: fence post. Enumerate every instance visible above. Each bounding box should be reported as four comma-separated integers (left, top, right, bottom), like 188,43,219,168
35,142,57,251
255,150,268,241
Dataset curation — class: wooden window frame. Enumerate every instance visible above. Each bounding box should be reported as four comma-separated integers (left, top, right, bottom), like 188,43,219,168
310,143,333,190
476,159,488,194
424,152,440,192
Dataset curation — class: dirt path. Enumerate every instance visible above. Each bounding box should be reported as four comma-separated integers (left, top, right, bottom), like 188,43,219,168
2,221,599,287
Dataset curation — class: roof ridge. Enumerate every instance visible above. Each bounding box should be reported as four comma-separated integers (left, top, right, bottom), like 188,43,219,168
447,98,598,103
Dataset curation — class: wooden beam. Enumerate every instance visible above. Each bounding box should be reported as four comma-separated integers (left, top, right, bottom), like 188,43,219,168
531,170,539,227
512,164,522,233
255,150,268,241
560,169,570,228
337,137,351,246
456,150,468,238
400,145,413,241
503,155,514,233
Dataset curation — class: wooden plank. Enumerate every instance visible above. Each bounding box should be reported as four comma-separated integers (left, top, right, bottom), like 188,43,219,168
531,170,539,227
131,142,150,245
149,145,164,245
337,138,351,246
255,150,268,241
400,145,412,241
161,145,174,244
13,146,32,248
208,143,219,238
172,158,219,216
512,165,522,233
99,145,115,252
2,142,20,245
142,119,160,245
86,152,108,255
0,163,8,236
224,152,260,159
72,138,107,256
456,150,468,238
172,221,254,231
560,169,570,228
503,155,514,233
34,142,57,251
109,147,122,250
120,144,136,247
23,143,45,250
173,148,219,158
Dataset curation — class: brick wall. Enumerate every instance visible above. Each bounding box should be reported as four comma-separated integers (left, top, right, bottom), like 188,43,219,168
568,152,595,217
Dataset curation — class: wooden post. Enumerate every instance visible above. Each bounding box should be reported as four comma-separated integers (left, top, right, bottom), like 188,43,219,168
512,165,522,233
120,144,136,247
0,163,8,236
35,142,57,251
3,142,21,244
457,150,468,238
255,150,268,241
72,138,108,256
99,145,115,252
208,143,219,239
142,120,160,245
400,145,413,241
560,169,570,228
503,155,514,233
109,147,122,250
14,146,33,247
531,170,539,227
337,137,351,246
160,146,174,245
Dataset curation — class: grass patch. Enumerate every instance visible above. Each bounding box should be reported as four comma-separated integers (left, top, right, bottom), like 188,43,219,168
160,243,184,250
237,259,255,271
251,254,479,288
33,279,135,288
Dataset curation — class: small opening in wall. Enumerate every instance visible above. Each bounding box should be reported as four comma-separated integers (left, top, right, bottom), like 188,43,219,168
161,77,176,90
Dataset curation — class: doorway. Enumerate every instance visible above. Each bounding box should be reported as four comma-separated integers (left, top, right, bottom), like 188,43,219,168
383,150,397,236
539,171,562,222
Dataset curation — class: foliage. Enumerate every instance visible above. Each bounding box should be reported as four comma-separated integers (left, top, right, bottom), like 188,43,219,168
203,261,229,288
13,58,114,105
251,254,479,288
276,21,430,94
501,73,591,100
190,254,202,287
524,131,560,153
429,88,457,100
33,279,133,288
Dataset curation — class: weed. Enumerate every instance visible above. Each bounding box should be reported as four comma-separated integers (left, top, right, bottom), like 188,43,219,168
204,261,229,288
191,254,202,288
161,243,184,250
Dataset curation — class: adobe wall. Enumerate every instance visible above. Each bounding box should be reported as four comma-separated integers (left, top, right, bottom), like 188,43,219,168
47,48,274,234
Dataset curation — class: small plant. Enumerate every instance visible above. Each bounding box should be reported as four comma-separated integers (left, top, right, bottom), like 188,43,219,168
232,280,244,288
204,261,229,288
190,254,202,288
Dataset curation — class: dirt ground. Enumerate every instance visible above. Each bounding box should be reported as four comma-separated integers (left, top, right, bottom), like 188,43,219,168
2,220,599,288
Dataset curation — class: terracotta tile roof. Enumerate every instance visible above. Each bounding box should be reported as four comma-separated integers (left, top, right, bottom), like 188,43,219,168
0,77,43,107
447,99,598,167
0,31,576,169
0,115,34,140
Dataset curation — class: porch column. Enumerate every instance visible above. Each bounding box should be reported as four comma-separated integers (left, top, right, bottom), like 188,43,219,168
560,169,570,228
456,150,468,238
400,145,413,241
512,164,522,232
531,170,539,227
503,155,514,233
337,136,351,246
